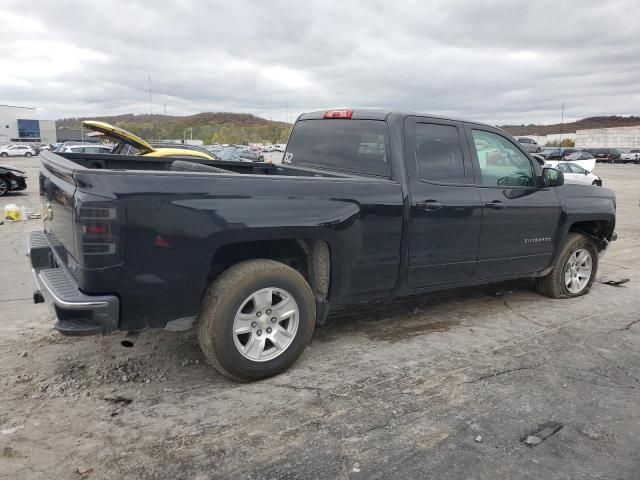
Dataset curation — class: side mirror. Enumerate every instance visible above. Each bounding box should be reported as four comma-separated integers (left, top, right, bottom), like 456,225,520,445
542,167,564,187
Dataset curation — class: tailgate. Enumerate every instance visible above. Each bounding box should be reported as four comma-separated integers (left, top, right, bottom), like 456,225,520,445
39,152,78,266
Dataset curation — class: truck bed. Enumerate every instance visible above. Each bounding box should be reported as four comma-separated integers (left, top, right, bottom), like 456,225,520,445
53,151,351,178
36,150,405,333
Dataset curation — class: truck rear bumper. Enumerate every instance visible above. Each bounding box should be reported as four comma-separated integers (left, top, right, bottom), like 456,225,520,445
27,231,119,336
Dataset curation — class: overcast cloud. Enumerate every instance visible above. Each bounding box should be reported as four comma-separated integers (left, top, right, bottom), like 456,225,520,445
1,0,639,124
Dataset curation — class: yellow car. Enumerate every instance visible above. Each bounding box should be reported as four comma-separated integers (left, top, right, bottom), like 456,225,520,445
82,121,216,161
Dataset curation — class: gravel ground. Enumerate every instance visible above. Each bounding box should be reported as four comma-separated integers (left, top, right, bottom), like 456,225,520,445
1,157,639,479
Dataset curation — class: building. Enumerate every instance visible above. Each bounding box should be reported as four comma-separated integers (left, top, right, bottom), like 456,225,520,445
575,125,640,149
0,104,56,145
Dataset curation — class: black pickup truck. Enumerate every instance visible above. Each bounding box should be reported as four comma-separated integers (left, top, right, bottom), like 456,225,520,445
28,109,617,381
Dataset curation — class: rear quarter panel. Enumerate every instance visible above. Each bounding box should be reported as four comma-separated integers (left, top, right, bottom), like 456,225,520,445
74,170,404,329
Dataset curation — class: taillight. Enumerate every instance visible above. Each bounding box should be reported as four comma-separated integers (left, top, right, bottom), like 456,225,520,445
75,200,125,268
324,109,352,119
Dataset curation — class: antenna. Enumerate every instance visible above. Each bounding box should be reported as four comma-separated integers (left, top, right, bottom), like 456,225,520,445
149,75,152,115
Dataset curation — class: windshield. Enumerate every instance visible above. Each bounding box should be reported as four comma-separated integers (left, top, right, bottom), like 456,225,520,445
285,119,390,177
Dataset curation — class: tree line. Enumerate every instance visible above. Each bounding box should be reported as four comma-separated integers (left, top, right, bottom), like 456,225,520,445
57,112,293,145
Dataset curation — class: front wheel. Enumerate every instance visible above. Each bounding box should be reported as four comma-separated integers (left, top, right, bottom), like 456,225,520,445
536,233,598,299
25,152,32,158
197,259,316,382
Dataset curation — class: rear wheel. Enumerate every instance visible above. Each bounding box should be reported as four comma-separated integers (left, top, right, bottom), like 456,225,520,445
0,153,7,158
0,178,8,196
197,259,316,381
537,233,598,299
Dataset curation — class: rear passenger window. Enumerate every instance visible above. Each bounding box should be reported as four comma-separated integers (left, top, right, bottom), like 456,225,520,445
471,130,534,187
415,123,466,184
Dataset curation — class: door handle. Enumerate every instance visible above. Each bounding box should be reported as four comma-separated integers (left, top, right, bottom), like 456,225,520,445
416,200,444,211
484,200,506,210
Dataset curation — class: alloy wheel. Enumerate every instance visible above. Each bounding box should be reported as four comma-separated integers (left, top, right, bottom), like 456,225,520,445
232,287,299,362
564,248,593,294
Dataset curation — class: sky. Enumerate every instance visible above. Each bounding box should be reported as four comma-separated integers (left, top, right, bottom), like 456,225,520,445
1,0,639,125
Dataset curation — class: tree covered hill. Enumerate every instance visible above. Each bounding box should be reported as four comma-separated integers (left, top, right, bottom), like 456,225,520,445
501,116,640,136
56,112,292,144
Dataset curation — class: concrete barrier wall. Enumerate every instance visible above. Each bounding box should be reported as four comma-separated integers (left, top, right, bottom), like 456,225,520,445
517,133,576,146
575,126,640,149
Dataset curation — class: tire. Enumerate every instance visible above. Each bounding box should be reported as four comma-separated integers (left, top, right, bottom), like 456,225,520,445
197,259,316,382
0,177,8,197
170,159,233,174
0,153,7,158
536,233,598,299
25,152,32,158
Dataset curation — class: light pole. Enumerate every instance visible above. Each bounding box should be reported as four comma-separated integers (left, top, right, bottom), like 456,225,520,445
559,102,565,146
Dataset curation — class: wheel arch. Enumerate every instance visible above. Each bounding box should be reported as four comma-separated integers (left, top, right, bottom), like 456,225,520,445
204,234,336,323
545,213,615,273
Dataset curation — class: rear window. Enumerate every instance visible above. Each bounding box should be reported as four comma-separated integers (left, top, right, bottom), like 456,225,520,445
285,119,390,177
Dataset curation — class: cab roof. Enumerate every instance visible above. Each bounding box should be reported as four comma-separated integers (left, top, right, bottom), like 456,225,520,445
297,108,497,130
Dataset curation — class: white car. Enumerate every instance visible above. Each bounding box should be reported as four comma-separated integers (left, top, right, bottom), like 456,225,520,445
620,149,640,164
548,161,602,187
0,144,36,158
546,152,596,173
60,144,113,154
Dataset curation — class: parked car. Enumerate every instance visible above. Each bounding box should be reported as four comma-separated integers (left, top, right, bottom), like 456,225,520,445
82,121,217,161
540,147,563,160
549,162,602,186
59,144,114,154
585,148,622,163
53,141,85,152
0,164,27,196
562,152,596,172
620,149,640,164
235,146,265,162
150,143,220,159
517,137,541,153
29,108,617,381
0,144,36,158
216,146,263,162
